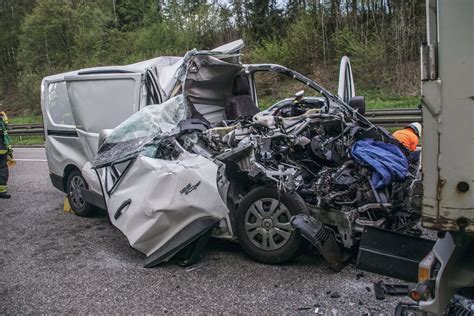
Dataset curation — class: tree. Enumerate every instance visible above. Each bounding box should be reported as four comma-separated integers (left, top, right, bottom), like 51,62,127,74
2,0,426,113
0,0,34,94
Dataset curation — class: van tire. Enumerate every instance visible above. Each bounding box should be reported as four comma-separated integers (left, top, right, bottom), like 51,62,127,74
66,170,95,217
235,186,307,264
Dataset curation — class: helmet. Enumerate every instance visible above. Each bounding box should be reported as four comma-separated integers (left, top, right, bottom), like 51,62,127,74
408,122,422,137
0,111,8,124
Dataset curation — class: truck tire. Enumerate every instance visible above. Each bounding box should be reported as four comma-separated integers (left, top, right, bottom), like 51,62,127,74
66,169,95,217
235,186,307,264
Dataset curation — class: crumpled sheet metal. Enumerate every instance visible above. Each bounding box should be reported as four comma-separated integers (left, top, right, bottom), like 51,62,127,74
106,153,229,257
93,94,188,168
81,162,103,197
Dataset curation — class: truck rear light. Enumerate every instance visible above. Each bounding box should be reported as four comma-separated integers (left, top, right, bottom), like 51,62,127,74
409,282,433,302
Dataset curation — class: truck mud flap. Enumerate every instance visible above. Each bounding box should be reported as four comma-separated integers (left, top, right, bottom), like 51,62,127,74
143,216,219,268
356,226,435,282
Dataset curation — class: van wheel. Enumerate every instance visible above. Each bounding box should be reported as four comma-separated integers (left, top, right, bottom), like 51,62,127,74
235,186,307,264
66,170,95,217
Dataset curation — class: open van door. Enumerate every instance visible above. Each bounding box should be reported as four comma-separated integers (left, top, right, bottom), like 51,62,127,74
337,56,366,114
65,71,144,161
337,56,355,102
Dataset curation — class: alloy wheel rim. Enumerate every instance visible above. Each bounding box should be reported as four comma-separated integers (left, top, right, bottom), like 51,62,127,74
69,176,85,209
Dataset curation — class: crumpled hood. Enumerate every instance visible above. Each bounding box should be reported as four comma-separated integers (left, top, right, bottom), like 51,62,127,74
105,153,228,258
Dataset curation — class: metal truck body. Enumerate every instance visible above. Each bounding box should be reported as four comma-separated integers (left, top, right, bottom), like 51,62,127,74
406,1,474,314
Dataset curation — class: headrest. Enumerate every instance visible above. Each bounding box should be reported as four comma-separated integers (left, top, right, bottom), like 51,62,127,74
232,76,250,95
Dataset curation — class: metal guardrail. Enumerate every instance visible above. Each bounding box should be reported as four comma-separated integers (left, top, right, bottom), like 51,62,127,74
9,123,44,137
8,108,422,136
364,108,422,128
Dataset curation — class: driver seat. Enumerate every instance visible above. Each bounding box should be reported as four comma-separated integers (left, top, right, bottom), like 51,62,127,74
225,76,259,120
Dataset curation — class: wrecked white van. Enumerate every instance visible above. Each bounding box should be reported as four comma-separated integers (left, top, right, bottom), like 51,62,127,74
41,41,243,216
41,59,162,215
43,40,421,269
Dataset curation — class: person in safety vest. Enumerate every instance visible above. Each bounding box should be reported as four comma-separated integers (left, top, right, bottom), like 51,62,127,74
392,122,422,152
0,111,13,199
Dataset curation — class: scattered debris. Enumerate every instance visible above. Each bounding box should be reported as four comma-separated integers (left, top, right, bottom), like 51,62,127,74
184,261,209,272
210,256,223,261
444,294,474,315
394,302,426,315
373,280,409,300
296,307,312,311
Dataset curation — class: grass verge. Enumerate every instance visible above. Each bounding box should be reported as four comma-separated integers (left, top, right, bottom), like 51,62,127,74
359,89,420,109
9,114,43,125
10,136,44,146
8,114,44,146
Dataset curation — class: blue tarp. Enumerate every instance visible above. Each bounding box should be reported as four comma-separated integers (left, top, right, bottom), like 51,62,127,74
351,139,408,189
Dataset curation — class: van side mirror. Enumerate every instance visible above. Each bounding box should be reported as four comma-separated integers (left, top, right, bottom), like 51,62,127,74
349,96,366,115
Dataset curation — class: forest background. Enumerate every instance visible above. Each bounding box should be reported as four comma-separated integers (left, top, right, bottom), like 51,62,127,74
0,0,425,118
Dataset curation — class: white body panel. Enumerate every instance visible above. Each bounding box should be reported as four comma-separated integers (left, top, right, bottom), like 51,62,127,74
337,56,355,102
65,73,143,161
101,154,228,257
41,75,87,183
421,0,474,232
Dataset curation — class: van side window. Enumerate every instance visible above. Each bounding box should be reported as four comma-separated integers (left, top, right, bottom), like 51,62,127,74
47,82,75,126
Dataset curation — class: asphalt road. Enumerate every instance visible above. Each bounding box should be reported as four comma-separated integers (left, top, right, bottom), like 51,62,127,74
1,148,412,314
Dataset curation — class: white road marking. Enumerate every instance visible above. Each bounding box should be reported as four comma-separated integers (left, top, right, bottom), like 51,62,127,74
14,159,47,162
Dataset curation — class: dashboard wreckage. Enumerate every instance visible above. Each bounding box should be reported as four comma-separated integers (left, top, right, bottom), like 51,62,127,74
41,40,422,270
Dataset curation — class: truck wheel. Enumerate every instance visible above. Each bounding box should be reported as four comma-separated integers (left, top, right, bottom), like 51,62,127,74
66,170,95,217
235,186,307,264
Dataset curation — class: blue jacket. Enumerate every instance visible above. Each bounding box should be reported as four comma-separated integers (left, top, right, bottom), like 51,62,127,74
351,139,408,189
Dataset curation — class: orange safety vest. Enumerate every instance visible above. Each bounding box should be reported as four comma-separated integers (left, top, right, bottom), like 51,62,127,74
393,128,419,151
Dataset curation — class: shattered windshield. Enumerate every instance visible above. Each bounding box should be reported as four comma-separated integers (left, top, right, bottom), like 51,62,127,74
92,94,188,168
